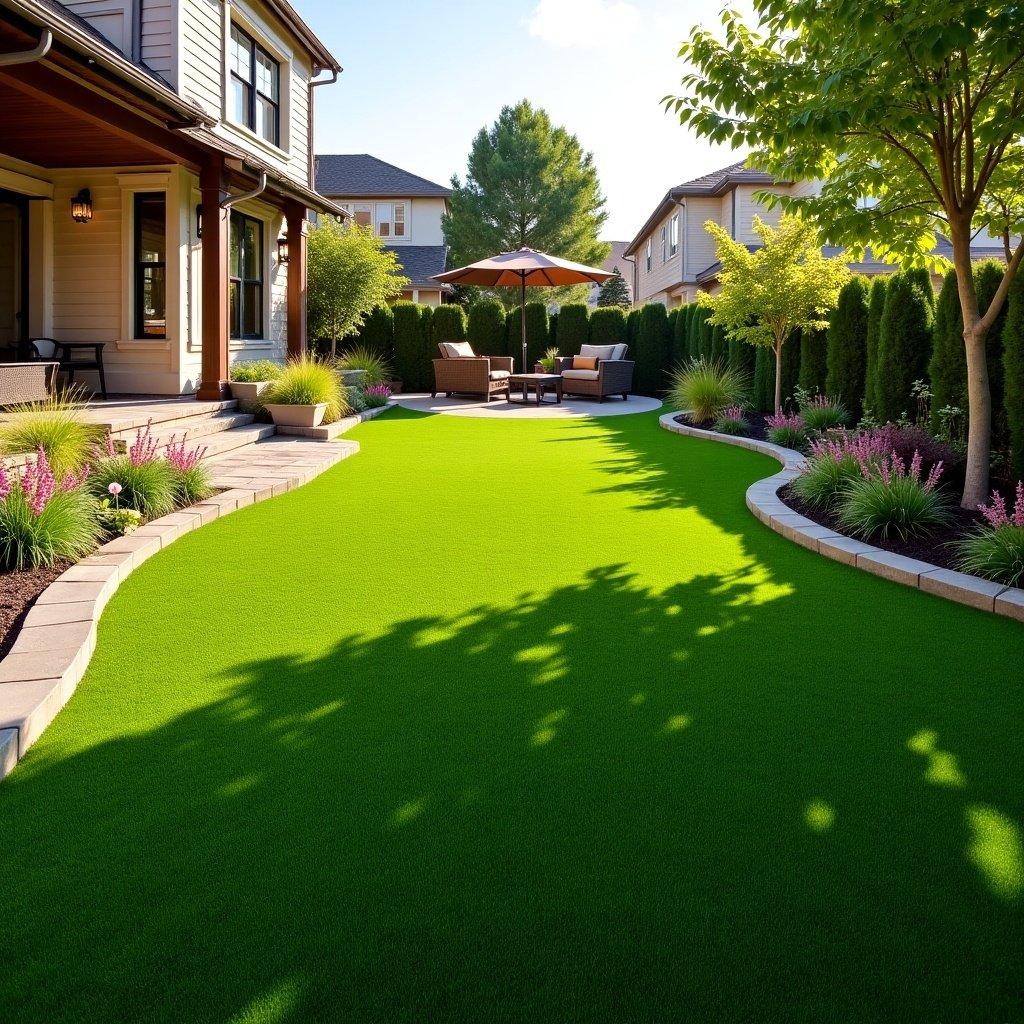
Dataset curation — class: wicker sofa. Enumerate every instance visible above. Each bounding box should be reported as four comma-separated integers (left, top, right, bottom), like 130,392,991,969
432,342,513,401
555,343,635,401
0,361,59,409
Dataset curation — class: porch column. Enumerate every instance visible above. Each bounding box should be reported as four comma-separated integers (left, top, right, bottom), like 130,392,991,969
197,156,230,400
285,201,307,359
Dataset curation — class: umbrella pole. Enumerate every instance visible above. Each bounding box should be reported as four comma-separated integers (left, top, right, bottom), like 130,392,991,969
520,275,528,375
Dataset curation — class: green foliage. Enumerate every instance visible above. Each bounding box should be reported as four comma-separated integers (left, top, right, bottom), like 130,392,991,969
687,305,706,359
699,309,715,359
956,524,1024,587
838,473,953,542
712,412,750,436
673,305,691,364
430,304,468,344
443,100,609,307
0,483,100,571
171,464,214,507
538,347,560,373
262,355,348,423
753,346,774,413
90,457,177,519
548,311,558,346
709,323,728,362
625,308,641,351
666,308,680,357
633,303,670,394
975,260,1011,451
798,328,828,395
597,267,631,308
97,500,142,538
928,270,965,431
307,221,408,357
468,299,507,356
589,307,627,347
0,395,105,480
876,269,934,423
1004,269,1024,480
557,304,590,353
392,303,435,392
229,360,281,384
826,276,870,421
336,345,392,387
766,422,807,451
506,302,549,371
792,453,861,509
864,277,888,417
668,358,749,423
354,304,395,362
800,395,848,433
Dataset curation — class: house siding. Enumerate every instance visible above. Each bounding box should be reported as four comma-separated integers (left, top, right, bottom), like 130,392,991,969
634,207,682,304
140,0,176,79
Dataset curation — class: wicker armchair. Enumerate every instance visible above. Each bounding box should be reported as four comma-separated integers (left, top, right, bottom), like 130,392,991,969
432,342,513,401
556,345,635,401
0,361,59,408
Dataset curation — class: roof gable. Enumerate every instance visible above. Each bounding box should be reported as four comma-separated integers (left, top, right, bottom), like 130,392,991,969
315,155,452,198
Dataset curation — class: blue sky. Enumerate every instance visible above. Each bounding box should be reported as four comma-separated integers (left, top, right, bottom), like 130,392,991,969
304,0,748,242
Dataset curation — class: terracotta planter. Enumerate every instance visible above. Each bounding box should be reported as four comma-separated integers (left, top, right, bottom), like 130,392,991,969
265,402,328,428
229,380,271,405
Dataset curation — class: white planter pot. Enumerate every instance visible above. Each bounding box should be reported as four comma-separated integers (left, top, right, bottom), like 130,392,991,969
229,380,271,404
265,402,328,428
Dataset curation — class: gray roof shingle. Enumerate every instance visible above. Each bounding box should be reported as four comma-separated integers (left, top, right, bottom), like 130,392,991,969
389,245,451,289
315,155,451,198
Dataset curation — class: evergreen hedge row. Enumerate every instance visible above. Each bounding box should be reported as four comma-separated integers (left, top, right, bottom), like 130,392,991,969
590,307,627,347
928,270,965,430
876,269,933,423
392,302,434,392
633,303,670,393
798,328,828,396
431,304,467,346
354,304,395,362
826,276,869,421
557,304,590,354
506,302,549,371
468,299,506,356
1004,268,1024,480
863,276,888,417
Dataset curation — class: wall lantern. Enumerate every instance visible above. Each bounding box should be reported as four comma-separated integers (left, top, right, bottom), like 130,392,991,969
70,188,93,224
195,203,203,239
277,235,290,265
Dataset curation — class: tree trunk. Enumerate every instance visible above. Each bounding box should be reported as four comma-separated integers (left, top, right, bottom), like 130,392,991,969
774,340,783,415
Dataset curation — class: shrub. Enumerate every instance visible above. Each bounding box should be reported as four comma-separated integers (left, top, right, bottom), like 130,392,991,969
713,405,750,436
538,347,560,372
0,394,105,480
626,307,641,351
468,299,507,356
355,303,395,361
798,328,828,395
826,276,870,421
0,451,101,570
336,344,392,386
261,355,348,423
98,500,142,538
506,302,549,371
800,393,849,433
363,384,391,409
1005,266,1024,480
590,307,627,347
557,303,589,353
765,413,807,450
431,303,468,344
709,323,728,362
165,437,213,506
792,429,891,508
229,359,281,384
673,305,691,363
837,451,951,541
956,483,1024,586
392,302,434,392
548,311,558,346
975,259,1011,451
928,270,965,431
882,424,958,472
633,303,671,393
699,309,715,359
90,456,176,518
876,269,934,423
753,345,775,413
863,276,888,416
668,358,748,423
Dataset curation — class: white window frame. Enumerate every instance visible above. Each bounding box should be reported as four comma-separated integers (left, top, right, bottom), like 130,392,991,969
669,213,679,257
645,237,652,272
374,201,408,240
660,225,667,263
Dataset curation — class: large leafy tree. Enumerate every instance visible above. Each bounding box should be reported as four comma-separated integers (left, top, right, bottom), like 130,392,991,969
443,100,610,306
667,1,1024,506
699,215,850,413
307,221,408,358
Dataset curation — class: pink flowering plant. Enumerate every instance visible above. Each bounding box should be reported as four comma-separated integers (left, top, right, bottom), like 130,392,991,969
362,383,392,409
765,412,807,450
955,482,1024,586
712,405,750,436
798,393,849,433
0,449,101,570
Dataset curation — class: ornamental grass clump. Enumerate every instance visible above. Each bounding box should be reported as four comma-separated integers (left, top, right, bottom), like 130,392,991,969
89,424,176,518
955,483,1024,586
765,412,807,450
712,406,750,436
0,392,106,480
800,394,849,433
792,429,891,508
337,345,392,387
838,449,952,542
164,435,212,506
229,360,281,383
668,358,748,424
262,356,348,424
363,384,392,409
0,449,101,570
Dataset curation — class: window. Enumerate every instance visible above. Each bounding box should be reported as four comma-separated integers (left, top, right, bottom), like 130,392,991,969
661,225,667,263
229,24,280,147
645,238,652,272
375,202,406,238
134,192,166,339
351,203,372,228
670,213,679,257
229,211,263,339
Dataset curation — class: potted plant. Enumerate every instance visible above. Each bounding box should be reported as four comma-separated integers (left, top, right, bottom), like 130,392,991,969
261,355,348,428
537,347,560,374
228,359,281,407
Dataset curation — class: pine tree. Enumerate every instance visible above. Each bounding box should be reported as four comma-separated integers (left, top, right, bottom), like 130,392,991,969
863,276,888,417
826,276,870,421
597,267,631,308
876,269,934,423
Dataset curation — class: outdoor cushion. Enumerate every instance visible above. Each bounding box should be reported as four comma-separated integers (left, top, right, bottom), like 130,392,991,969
580,343,616,361
442,341,475,358
562,369,600,380
610,343,627,360
489,370,510,380
572,356,599,370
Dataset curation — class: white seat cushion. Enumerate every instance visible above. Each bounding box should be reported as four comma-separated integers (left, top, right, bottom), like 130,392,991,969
562,369,600,381
610,343,627,360
442,341,475,358
579,343,627,362
489,370,510,380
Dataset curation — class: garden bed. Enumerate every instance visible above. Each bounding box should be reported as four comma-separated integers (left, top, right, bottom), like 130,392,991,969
0,560,70,658
675,411,772,441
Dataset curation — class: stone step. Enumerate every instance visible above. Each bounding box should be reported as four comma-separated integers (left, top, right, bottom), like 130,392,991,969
79,398,239,434
185,422,277,460
111,411,257,445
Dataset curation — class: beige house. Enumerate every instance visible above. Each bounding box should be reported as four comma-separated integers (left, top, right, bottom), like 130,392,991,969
0,0,343,396
315,154,451,307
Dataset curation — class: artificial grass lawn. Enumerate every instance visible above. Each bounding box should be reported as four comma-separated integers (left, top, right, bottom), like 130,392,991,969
1,407,1021,1023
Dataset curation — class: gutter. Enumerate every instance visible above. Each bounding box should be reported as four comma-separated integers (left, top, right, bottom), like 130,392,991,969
308,67,339,188
0,24,49,64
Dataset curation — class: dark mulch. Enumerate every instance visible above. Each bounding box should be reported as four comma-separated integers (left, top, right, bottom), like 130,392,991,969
0,560,72,659
676,412,772,441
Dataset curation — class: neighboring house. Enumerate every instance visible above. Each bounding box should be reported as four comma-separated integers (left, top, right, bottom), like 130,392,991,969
314,154,452,307
587,240,631,307
623,160,1008,307
0,0,343,396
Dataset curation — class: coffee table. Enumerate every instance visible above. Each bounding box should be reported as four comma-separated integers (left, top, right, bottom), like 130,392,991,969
508,373,562,405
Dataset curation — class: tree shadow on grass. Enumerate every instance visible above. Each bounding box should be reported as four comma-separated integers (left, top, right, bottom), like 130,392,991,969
0,562,1021,1023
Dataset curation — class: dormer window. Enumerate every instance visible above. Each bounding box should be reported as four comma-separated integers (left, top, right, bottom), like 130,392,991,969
230,24,280,147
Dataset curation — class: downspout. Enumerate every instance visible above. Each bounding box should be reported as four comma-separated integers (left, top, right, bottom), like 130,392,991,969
0,28,52,66
308,68,340,187
622,254,637,307
676,197,687,300
220,171,267,210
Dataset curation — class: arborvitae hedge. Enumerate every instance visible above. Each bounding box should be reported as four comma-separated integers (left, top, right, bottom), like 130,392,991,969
430,303,467,345
626,308,641,351
392,302,433,392
709,324,727,362
506,302,549,371
590,307,627,347
876,269,933,423
548,311,558,347
666,308,680,360
729,333,755,377
798,328,828,395
753,346,774,412
928,269,965,431
468,299,506,356
975,259,1010,451
674,305,692,365
825,276,869,420
355,304,395,361
557,304,589,354
699,310,715,359
864,276,888,417
633,303,670,394
688,306,705,359
1004,268,1024,481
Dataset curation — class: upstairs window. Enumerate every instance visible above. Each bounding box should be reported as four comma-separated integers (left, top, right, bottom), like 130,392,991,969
670,213,679,257
661,225,667,263
230,24,280,147
229,211,264,339
134,193,166,339
645,238,652,272
375,202,406,238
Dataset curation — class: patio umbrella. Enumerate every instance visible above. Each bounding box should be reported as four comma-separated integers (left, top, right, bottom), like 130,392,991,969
434,247,615,374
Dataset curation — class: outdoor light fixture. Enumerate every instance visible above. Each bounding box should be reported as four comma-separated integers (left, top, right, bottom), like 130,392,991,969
277,235,289,264
70,188,92,223
195,203,203,239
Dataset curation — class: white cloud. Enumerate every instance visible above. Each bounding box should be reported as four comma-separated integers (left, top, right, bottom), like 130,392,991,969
527,0,640,50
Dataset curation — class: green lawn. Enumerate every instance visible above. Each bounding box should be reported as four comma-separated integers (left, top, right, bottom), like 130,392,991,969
1,407,1021,1023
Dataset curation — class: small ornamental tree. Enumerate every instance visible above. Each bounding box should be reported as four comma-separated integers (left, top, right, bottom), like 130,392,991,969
864,277,888,417
1004,269,1024,480
557,304,590,353
307,221,408,358
699,215,849,413
929,270,966,430
597,267,631,308
355,304,395,362
590,307,627,347
798,327,828,396
468,299,507,355
876,269,934,423
826,276,870,421
633,303,670,394
431,303,467,344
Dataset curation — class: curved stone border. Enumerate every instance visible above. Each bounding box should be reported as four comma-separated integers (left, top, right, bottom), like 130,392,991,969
0,436,361,781
392,393,663,419
659,411,1024,624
